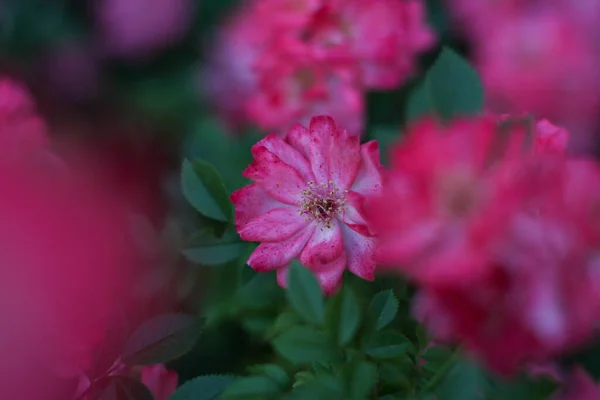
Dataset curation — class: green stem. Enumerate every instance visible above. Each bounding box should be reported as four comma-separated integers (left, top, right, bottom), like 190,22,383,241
422,348,460,394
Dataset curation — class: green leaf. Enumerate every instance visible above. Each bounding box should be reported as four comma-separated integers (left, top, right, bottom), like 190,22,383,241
247,364,290,389
287,262,325,325
368,290,399,331
425,47,484,120
284,376,345,400
405,83,432,123
378,361,412,391
369,126,400,167
182,228,246,266
434,358,492,400
265,311,303,340
273,326,338,364
312,361,334,378
122,313,201,365
184,117,259,192
492,374,557,400
237,272,284,311
346,360,377,400
421,345,454,374
415,325,429,350
294,371,316,387
181,158,232,222
221,376,283,399
366,331,412,360
337,288,361,346
96,376,154,400
169,375,238,400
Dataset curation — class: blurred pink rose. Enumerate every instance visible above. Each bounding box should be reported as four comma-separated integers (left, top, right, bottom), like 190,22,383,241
445,0,600,153
0,77,146,399
444,0,527,38
203,0,434,135
476,10,600,134
0,159,142,399
95,0,194,59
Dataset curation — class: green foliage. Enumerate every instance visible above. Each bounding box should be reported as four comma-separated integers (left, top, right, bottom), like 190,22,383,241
182,227,246,267
183,117,260,191
421,345,454,375
122,313,202,366
284,376,346,400
169,375,238,400
181,158,232,222
366,331,413,360
427,47,484,120
335,288,362,346
368,290,399,331
221,376,283,400
405,83,432,124
405,47,484,123
272,326,339,365
286,262,326,326
491,375,558,400
369,127,402,167
247,364,291,389
344,360,378,400
433,358,491,400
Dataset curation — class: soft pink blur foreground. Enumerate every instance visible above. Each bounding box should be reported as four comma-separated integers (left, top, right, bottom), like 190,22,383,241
0,157,142,399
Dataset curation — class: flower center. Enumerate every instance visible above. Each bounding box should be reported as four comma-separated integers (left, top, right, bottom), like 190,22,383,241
299,181,347,229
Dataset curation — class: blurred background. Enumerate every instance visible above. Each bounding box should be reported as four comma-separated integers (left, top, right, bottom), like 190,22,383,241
2,0,600,394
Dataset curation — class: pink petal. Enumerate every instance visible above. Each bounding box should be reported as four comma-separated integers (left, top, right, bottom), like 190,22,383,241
260,133,315,182
285,123,312,159
248,225,315,271
314,253,347,296
299,220,344,267
276,255,346,296
341,224,376,281
243,145,306,205
350,141,384,195
375,220,443,266
239,207,308,242
328,130,361,190
276,264,290,289
340,191,368,227
140,365,178,400
307,115,336,184
231,184,290,227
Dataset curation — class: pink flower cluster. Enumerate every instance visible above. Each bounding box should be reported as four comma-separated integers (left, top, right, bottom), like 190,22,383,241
231,116,384,295
204,0,435,134
367,114,600,374
445,0,600,151
0,78,150,399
